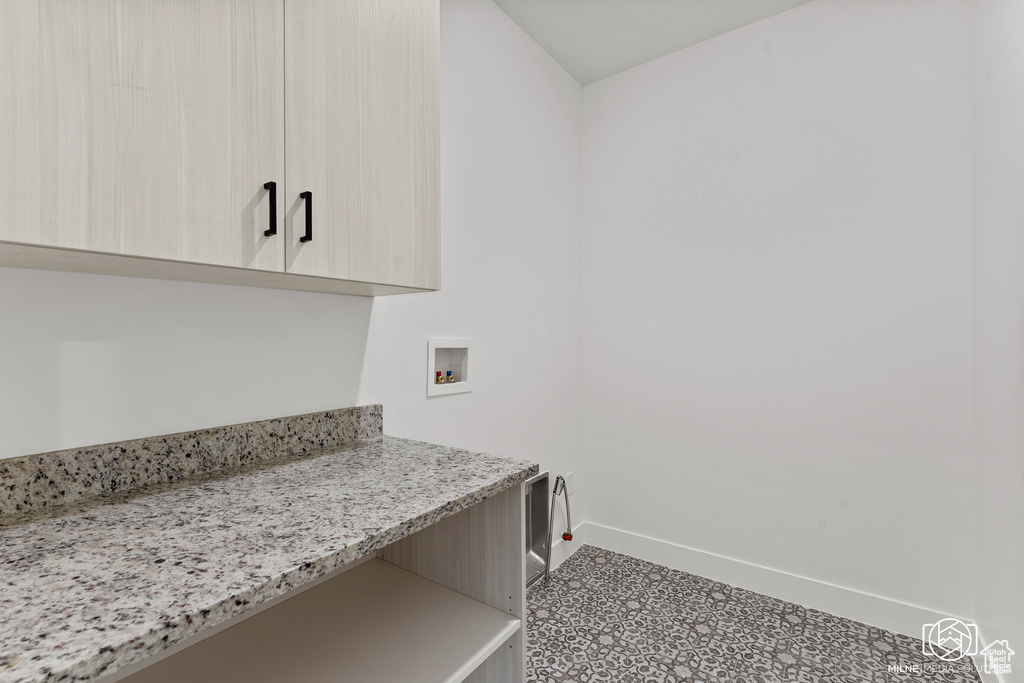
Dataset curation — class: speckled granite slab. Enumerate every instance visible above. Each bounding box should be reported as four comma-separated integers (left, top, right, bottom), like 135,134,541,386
0,405,383,517
0,435,537,683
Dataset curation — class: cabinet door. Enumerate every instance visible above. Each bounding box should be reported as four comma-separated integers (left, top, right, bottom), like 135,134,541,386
0,0,285,272
285,0,440,289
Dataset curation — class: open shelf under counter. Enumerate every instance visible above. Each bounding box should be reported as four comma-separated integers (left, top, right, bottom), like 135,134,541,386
0,428,535,683
121,558,520,683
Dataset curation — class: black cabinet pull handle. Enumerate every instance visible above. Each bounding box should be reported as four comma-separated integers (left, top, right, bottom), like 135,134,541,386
263,181,277,236
300,191,312,243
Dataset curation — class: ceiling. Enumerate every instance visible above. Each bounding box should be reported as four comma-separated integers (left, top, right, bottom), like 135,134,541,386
490,0,815,85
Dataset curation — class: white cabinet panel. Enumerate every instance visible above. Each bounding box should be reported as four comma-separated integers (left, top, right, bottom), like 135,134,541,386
0,0,439,294
285,0,440,289
0,0,285,272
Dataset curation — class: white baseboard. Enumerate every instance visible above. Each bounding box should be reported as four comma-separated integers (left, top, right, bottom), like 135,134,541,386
584,522,956,639
548,521,586,571
974,630,1010,683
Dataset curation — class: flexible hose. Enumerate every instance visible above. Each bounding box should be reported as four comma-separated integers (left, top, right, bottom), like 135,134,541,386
544,475,572,585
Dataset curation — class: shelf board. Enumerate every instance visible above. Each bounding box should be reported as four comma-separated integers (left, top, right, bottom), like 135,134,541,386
121,559,520,683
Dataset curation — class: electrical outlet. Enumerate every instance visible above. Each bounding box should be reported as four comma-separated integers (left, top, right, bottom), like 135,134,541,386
564,471,575,496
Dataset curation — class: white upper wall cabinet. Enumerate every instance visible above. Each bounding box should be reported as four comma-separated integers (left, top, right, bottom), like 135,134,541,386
0,0,286,272
285,0,440,290
0,0,439,296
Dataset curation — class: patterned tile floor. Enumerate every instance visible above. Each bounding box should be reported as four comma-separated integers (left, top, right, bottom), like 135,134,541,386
527,545,981,683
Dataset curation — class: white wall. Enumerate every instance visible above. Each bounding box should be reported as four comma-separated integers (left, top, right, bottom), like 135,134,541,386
0,268,373,459
0,0,586,542
973,0,1024,667
581,0,974,626
359,0,585,527
5,0,1012,648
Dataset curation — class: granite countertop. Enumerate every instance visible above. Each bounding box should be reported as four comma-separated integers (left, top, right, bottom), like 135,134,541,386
0,436,538,683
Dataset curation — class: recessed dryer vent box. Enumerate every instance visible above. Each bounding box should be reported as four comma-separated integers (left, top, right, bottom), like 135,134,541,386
427,338,472,397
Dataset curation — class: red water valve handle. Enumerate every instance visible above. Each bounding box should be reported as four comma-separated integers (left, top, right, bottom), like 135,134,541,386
562,532,573,541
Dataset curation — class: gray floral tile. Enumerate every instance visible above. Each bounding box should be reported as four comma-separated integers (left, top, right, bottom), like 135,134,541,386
527,546,981,683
